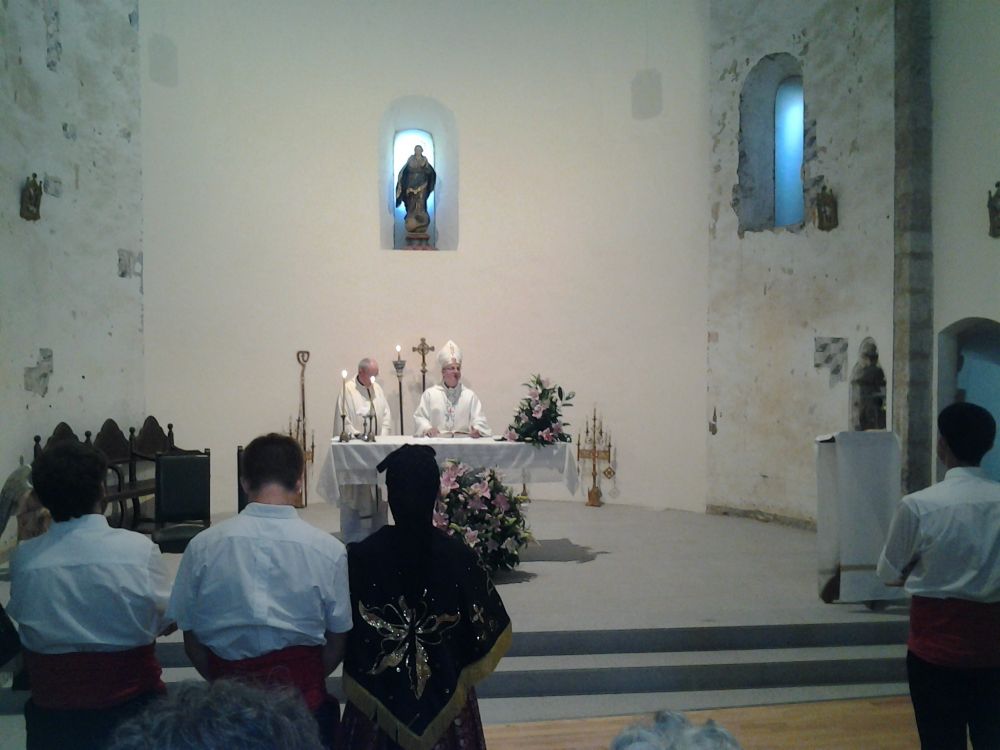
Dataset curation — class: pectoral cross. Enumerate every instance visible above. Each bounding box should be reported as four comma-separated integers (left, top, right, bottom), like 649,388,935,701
412,337,435,392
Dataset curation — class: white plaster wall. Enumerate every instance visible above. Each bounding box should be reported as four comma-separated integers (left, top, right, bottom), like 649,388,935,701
931,2,1000,335
139,1,711,514
707,0,895,522
0,0,145,553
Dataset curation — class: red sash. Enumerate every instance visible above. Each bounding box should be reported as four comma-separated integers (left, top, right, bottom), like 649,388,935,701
24,644,165,710
909,595,1000,668
205,644,330,711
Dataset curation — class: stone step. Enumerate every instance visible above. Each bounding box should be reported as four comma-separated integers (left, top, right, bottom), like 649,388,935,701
476,683,911,724
0,622,909,717
504,622,907,656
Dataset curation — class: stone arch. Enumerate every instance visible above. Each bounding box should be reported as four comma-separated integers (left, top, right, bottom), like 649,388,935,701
379,96,459,251
937,317,1000,480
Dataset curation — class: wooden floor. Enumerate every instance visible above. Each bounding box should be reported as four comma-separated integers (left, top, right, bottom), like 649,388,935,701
483,696,921,750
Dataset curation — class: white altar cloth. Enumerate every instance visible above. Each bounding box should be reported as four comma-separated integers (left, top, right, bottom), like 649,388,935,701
316,436,579,505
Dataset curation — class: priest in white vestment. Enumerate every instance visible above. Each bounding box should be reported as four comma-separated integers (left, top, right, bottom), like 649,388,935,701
334,358,393,542
413,341,491,438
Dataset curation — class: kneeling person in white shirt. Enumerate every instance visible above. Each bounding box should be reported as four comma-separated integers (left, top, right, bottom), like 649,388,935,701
168,433,351,749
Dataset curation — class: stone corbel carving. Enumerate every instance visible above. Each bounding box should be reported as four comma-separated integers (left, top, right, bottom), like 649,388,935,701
20,173,42,221
988,181,1000,239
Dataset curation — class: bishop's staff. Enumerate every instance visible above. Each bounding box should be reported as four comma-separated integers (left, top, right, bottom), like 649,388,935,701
288,350,315,507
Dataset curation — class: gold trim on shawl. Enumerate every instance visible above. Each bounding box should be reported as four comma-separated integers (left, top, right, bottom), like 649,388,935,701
343,623,512,750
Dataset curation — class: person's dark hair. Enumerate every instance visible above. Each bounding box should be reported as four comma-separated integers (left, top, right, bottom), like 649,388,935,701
107,679,324,750
241,433,304,493
377,444,440,529
31,440,107,521
938,402,997,465
376,444,441,603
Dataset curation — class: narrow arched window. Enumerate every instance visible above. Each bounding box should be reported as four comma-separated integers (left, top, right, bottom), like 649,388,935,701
774,76,804,227
734,53,803,234
393,129,436,249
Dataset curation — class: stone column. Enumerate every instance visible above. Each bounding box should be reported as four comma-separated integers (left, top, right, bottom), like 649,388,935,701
893,0,934,493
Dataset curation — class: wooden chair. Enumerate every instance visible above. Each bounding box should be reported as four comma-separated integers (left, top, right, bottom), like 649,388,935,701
237,445,250,513
92,418,152,528
130,416,199,528
150,450,211,553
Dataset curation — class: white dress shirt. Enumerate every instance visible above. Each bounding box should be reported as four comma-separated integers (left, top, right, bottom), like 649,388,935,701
878,466,1000,601
167,503,352,660
8,514,170,653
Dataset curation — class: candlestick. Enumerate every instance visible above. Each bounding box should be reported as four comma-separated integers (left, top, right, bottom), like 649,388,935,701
365,377,377,441
338,370,351,443
392,350,406,435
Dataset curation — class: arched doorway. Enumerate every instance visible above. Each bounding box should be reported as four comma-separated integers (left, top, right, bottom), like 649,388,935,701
938,318,1000,481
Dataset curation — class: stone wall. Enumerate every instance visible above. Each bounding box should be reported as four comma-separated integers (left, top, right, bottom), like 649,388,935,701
707,0,896,522
0,0,144,554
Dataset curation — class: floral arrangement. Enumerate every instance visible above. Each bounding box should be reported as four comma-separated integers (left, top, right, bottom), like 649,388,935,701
434,460,533,572
504,374,574,446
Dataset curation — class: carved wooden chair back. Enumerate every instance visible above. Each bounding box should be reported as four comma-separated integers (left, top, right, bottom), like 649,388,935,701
33,422,82,462
91,418,139,526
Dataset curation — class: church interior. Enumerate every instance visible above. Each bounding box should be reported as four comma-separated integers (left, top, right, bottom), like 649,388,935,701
2,0,999,747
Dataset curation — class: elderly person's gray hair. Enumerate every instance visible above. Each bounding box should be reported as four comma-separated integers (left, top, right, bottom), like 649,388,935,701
358,357,374,374
107,679,324,750
610,710,742,750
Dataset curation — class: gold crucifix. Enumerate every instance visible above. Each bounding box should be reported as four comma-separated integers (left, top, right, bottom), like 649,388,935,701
412,337,435,392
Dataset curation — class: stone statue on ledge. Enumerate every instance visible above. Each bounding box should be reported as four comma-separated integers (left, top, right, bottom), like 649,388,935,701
395,145,436,246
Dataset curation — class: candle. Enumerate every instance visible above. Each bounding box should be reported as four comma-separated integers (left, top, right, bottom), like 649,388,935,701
340,370,348,416
395,344,402,361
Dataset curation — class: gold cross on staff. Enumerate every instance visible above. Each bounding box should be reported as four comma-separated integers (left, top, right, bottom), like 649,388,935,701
412,337,435,392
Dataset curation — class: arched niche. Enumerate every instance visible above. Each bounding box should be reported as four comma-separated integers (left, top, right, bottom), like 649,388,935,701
379,97,459,251
937,317,1000,481
850,338,886,431
733,52,803,234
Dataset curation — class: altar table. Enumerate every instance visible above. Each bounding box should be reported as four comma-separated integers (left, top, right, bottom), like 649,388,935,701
316,436,579,505
816,431,906,604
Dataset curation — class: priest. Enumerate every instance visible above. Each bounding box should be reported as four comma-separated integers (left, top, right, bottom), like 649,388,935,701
335,357,392,542
413,340,491,438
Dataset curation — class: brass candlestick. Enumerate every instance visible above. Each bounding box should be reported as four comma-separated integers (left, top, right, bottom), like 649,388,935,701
577,407,614,507
363,380,377,442
338,369,351,444
393,345,406,435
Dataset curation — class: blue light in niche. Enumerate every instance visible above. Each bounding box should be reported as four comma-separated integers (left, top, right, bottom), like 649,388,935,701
774,77,803,227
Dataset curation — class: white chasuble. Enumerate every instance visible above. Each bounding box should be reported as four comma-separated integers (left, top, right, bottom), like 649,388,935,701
413,384,491,437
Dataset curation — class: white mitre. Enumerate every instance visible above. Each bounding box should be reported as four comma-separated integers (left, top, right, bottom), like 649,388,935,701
437,340,462,368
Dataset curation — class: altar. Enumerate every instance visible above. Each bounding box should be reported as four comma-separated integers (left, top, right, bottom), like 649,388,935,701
316,436,579,505
816,431,907,604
